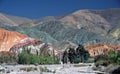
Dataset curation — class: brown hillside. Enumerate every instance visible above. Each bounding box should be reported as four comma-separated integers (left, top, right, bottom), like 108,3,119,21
0,28,27,51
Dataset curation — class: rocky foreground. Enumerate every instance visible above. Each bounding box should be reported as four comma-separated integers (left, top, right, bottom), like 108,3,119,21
0,63,104,74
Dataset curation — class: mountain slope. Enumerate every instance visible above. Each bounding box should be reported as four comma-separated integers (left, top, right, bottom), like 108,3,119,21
34,9,120,36
59,10,112,35
0,28,27,51
34,21,110,45
0,23,57,44
108,24,120,40
91,8,120,27
17,28,57,43
34,8,120,45
1,8,120,45
0,13,33,26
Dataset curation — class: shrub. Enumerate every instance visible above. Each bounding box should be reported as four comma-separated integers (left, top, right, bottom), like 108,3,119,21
40,67,51,72
107,50,117,63
20,67,37,72
117,58,120,65
18,52,59,64
94,50,120,67
86,57,94,63
0,52,18,64
95,60,110,67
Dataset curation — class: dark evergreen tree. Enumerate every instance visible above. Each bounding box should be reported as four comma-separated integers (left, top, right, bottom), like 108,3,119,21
62,44,90,64
75,44,90,63
68,48,76,63
62,50,68,64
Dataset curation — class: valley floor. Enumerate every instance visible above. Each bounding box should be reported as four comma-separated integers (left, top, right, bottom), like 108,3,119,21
0,63,104,74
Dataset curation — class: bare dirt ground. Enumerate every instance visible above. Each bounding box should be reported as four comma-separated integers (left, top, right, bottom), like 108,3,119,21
0,63,103,74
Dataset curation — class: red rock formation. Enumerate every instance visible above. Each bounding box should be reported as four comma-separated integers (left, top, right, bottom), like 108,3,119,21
10,37,43,52
0,28,27,51
85,43,120,57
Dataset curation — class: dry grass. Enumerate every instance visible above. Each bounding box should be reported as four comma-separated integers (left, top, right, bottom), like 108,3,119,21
73,64,87,67
39,66,56,73
20,67,38,72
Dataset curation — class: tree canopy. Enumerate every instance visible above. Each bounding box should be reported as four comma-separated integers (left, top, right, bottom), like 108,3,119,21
62,44,90,64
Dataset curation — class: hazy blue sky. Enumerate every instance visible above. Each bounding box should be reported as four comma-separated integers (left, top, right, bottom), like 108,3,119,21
0,0,120,19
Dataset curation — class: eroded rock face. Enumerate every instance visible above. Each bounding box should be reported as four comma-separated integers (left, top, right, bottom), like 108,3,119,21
85,43,120,56
0,28,27,51
10,37,62,58
10,37,44,54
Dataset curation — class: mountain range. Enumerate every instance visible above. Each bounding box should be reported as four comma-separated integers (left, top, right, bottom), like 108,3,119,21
0,8,120,46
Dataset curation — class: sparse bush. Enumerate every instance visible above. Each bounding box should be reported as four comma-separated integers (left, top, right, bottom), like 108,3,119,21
117,58,120,64
40,67,52,72
86,57,94,63
20,67,37,72
107,50,117,63
94,50,120,67
0,52,18,64
95,60,110,67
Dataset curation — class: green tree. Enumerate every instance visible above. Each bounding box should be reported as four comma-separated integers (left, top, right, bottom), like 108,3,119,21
62,44,90,64
62,50,68,64
75,44,90,63
68,48,76,63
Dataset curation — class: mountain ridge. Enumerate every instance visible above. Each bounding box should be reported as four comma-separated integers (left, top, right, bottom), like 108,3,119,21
0,13,33,26
0,8,120,45
0,8,120,56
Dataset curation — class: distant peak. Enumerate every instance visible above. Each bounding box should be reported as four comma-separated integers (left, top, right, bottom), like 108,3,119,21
0,13,18,26
0,13,3,15
0,12,33,26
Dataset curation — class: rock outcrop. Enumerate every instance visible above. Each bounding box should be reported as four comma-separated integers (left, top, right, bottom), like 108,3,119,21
10,37,45,54
10,39,62,58
85,43,120,56
9,36,61,58
0,28,27,51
